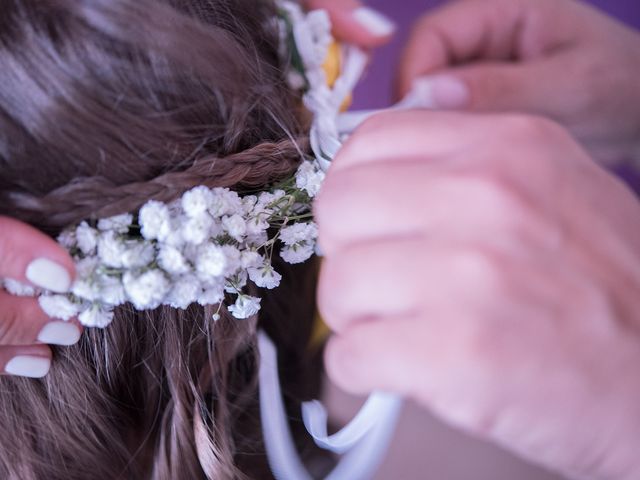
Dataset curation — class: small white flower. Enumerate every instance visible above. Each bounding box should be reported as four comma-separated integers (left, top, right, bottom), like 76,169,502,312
245,214,270,237
38,294,80,321
241,250,263,269
97,274,127,306
209,188,242,217
248,264,282,289
245,230,269,248
121,240,156,269
79,305,114,328
228,295,261,319
72,279,99,302
97,231,127,268
279,222,318,246
3,278,36,297
224,270,248,294
196,244,227,279
123,269,170,310
182,215,213,245
97,214,133,233
221,245,242,276
295,161,325,197
222,214,247,242
158,245,190,275
165,274,201,309
139,201,171,241
76,222,99,255
57,230,76,249
256,189,286,210
181,186,214,218
197,282,225,306
280,243,315,264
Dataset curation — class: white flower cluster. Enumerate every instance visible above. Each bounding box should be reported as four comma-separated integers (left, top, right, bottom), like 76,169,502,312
32,181,320,328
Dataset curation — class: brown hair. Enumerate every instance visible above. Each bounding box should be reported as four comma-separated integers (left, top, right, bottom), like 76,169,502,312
0,0,326,478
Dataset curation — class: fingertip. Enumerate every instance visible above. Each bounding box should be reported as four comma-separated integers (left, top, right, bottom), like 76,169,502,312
315,3,396,48
324,334,371,395
0,216,75,292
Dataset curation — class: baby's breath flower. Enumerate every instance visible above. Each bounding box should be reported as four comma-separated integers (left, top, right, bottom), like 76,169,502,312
228,295,261,319
209,188,242,217
183,214,214,245
158,245,190,275
196,244,227,279
98,214,133,233
280,243,315,264
123,270,170,310
197,283,225,306
182,186,214,218
79,304,114,328
3,278,36,297
166,274,201,309
295,161,325,197
248,264,282,289
76,222,98,255
121,241,156,269
97,231,128,268
279,222,318,246
139,201,171,240
39,294,80,321
222,214,247,242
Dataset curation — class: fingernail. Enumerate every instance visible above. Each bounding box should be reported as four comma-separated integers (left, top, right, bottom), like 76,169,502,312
413,75,470,109
352,7,396,37
37,322,81,346
5,356,50,378
25,258,71,293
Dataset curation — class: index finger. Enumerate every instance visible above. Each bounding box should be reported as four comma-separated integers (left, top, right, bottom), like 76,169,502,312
0,216,74,293
396,0,572,96
306,0,396,48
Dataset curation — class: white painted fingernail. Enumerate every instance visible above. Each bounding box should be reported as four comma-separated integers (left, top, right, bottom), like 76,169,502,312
413,75,470,109
353,7,396,37
5,356,50,378
38,322,81,346
25,258,71,293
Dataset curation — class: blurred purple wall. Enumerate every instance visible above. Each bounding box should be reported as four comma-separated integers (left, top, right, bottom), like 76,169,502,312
353,0,640,109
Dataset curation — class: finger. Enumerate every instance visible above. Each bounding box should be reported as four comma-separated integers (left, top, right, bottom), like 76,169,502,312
307,0,395,48
407,58,577,115
0,345,52,378
318,238,503,333
327,110,491,174
325,316,424,397
0,216,74,293
317,161,534,257
0,290,82,347
396,0,573,96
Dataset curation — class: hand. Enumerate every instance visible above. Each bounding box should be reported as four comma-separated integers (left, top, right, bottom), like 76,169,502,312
306,0,395,48
315,111,640,480
0,217,79,378
397,0,640,163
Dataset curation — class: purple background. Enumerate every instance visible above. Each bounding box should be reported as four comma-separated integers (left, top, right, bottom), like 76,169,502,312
354,0,640,109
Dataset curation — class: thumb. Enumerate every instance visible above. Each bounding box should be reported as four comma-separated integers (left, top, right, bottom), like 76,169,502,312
411,61,559,115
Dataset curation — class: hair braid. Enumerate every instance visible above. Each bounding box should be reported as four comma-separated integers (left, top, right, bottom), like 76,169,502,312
6,138,306,233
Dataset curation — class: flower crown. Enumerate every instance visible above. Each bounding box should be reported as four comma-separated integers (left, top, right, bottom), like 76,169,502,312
2,0,361,328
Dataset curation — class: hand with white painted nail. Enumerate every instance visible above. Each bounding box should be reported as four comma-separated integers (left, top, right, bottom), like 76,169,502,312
315,111,640,480
0,216,80,378
306,0,395,48
397,0,640,164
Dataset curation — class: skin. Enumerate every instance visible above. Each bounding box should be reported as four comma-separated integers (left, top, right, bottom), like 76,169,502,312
0,217,76,375
316,111,640,480
396,0,640,163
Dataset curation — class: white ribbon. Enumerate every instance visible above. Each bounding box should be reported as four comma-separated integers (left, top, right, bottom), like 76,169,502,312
258,331,403,480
